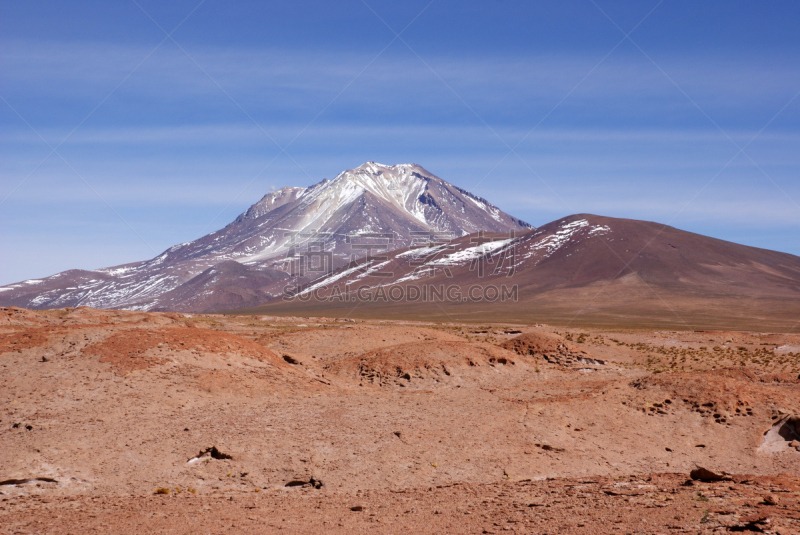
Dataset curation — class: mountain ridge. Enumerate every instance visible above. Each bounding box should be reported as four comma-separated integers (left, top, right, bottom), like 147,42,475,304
0,162,531,312
246,213,800,331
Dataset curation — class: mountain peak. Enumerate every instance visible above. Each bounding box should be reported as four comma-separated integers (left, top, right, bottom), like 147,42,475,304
339,161,427,179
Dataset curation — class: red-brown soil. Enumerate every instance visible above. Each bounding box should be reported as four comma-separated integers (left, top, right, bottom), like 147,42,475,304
83,326,287,375
1,307,799,533
325,340,528,389
3,473,800,534
630,369,800,424
0,327,66,354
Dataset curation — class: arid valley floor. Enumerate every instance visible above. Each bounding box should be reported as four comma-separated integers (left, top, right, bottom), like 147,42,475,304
1,306,799,533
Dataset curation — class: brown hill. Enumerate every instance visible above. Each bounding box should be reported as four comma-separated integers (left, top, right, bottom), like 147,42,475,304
240,214,800,331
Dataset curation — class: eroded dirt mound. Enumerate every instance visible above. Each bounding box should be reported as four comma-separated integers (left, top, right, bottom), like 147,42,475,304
0,306,52,327
0,326,67,354
630,368,800,424
268,324,464,363
500,331,564,354
59,307,180,326
325,340,526,388
500,331,601,368
84,327,285,375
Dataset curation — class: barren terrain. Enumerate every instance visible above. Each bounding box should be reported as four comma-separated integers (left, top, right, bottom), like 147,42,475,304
1,306,799,533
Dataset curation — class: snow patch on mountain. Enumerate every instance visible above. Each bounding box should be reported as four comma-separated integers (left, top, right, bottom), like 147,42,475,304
430,239,513,266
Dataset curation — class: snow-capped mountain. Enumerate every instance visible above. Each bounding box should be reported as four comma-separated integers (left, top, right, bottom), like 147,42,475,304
0,162,532,312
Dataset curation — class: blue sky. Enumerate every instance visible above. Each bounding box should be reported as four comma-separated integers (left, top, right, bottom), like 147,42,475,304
1,0,799,285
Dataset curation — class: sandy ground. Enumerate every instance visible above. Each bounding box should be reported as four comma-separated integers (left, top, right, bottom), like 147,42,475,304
1,306,799,533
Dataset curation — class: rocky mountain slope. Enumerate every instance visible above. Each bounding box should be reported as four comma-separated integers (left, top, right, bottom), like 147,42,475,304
251,214,800,331
0,163,531,312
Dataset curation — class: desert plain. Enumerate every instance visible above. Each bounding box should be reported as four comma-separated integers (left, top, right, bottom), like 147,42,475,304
1,306,799,534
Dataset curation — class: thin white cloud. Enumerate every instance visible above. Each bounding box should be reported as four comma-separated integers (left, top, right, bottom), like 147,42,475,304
3,40,799,108
3,123,800,146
